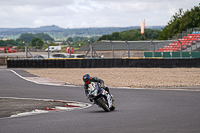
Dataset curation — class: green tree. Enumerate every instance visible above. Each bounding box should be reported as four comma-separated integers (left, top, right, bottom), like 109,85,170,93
18,33,54,42
19,33,35,42
112,32,120,40
31,37,44,49
98,29,160,41
158,4,200,40
67,37,73,42
35,33,54,42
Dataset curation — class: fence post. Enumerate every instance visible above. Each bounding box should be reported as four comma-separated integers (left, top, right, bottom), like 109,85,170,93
110,40,114,58
23,41,28,58
66,41,71,57
47,42,50,58
178,40,182,58
151,40,155,57
126,40,130,58
88,40,93,58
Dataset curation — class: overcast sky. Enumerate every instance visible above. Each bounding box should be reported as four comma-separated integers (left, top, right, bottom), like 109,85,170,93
0,0,199,28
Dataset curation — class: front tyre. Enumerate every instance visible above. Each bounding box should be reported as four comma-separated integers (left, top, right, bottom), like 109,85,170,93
110,103,115,111
96,97,110,112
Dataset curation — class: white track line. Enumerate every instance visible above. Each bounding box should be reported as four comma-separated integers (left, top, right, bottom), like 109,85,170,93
9,69,77,87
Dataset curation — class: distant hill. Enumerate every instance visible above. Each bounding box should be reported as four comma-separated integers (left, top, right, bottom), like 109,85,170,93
0,25,165,40
0,25,65,32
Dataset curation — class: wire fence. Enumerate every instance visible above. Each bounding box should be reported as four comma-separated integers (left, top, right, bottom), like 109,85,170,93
82,40,175,58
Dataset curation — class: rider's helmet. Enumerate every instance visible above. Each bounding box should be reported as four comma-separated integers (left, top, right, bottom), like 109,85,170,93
83,74,91,84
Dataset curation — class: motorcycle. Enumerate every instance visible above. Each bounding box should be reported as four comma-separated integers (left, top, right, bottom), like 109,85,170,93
87,82,115,112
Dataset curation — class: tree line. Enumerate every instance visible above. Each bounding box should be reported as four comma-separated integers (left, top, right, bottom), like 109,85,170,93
158,3,200,40
98,29,160,41
0,33,54,49
0,33,99,49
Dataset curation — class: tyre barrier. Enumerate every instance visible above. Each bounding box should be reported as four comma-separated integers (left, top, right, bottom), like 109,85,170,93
7,58,200,68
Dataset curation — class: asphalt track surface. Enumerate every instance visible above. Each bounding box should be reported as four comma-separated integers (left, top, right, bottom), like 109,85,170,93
0,69,200,133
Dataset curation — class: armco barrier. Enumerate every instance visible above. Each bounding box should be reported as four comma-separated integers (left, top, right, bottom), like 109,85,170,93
7,58,200,68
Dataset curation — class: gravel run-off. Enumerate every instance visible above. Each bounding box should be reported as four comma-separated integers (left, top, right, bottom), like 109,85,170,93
24,68,200,88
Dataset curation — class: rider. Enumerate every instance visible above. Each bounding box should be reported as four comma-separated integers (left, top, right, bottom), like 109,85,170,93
82,74,112,97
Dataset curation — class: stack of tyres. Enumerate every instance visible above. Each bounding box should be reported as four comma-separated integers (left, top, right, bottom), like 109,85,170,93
43,60,48,68
81,59,87,68
28,59,32,68
104,59,110,68
47,59,52,68
21,59,25,68
51,60,56,68
115,59,123,67
86,59,92,68
128,59,136,67
78,59,82,68
8,59,14,68
19,59,23,68
60,59,64,68
98,59,104,68
10,59,13,68
56,60,60,68
64,60,68,68
40,59,44,68
34,59,37,68
7,59,10,68
68,60,74,68
72,60,79,68
78,59,84,68
89,59,95,68
33,59,37,68
13,59,18,68
123,59,129,67
37,59,40,68
25,59,29,68
76,59,81,68
60,59,65,68
29,59,34,68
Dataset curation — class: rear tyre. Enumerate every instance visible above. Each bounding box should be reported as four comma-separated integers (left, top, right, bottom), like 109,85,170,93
96,97,110,112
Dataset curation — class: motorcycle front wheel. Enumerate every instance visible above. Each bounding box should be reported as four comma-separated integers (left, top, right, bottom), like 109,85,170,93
96,97,110,112
110,103,115,111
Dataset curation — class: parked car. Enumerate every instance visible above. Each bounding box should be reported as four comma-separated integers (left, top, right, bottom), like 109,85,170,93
32,55,53,59
52,53,70,58
52,53,85,58
45,46,61,52
67,54,86,58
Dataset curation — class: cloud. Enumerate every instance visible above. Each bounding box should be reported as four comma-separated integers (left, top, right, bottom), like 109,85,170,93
0,0,199,28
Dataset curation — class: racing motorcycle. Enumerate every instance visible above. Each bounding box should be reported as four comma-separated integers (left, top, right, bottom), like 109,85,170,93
87,82,115,112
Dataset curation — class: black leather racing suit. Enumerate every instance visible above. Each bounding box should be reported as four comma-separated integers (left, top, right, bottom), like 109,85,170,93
84,77,110,96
